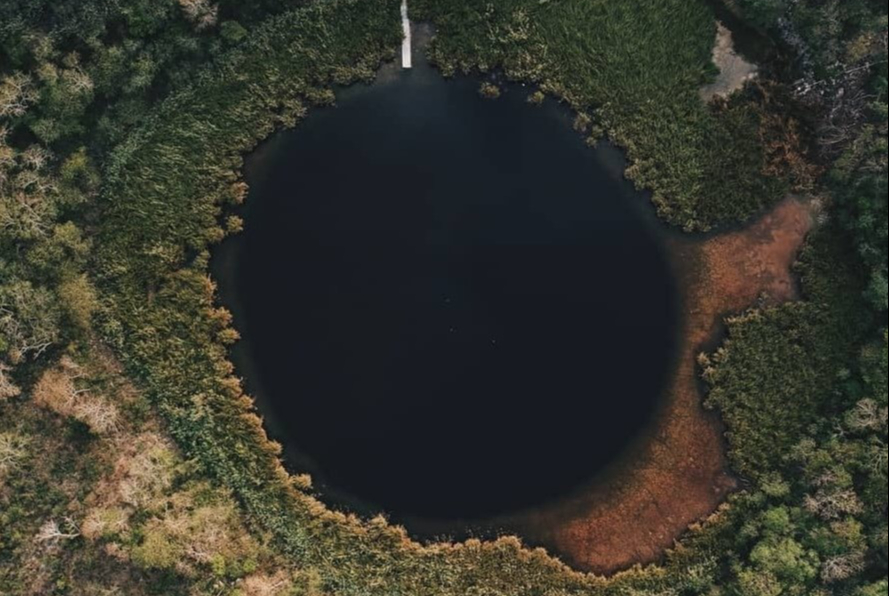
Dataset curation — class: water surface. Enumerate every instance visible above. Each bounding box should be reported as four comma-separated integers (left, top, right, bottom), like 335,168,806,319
214,51,680,522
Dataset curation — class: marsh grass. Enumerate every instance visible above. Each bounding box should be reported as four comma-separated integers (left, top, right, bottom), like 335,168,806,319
413,0,789,231
96,1,737,593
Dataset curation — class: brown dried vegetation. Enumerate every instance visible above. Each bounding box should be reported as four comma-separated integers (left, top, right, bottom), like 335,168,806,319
33,356,121,435
497,198,818,574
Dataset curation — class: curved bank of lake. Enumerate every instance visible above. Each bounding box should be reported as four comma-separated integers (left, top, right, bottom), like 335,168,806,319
213,33,814,574
213,42,680,526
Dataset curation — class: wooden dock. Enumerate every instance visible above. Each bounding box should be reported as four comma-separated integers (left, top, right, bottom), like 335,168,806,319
401,0,412,69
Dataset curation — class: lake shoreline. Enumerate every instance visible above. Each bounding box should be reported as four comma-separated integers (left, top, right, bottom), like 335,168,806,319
210,24,818,577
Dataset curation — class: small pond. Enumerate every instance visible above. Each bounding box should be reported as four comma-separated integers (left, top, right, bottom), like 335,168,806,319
213,48,680,523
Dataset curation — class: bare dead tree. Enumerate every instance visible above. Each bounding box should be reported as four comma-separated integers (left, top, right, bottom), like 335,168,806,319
21,146,53,171
0,361,20,400
815,82,873,152
16,169,58,195
1,145,59,244
33,358,121,434
847,399,884,433
74,397,121,435
776,8,888,160
804,488,865,520
0,432,28,478
35,518,81,544
0,279,62,364
185,521,228,565
67,69,95,95
0,73,38,120
117,434,177,507
241,572,294,596
821,552,866,583
1,189,54,240
872,438,888,477
0,126,13,175
178,0,219,31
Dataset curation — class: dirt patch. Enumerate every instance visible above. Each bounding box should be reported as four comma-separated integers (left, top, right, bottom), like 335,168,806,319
482,197,818,575
700,22,759,101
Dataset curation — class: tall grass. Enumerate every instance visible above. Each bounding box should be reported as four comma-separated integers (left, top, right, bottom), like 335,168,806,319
97,0,730,593
413,0,788,231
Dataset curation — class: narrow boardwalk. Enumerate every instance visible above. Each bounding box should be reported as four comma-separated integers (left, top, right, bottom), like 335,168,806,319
401,0,412,69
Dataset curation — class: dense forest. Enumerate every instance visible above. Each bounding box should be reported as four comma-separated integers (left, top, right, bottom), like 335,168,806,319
1,0,886,595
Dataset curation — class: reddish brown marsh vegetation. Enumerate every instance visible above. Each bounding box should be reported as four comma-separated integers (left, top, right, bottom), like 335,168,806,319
489,198,819,574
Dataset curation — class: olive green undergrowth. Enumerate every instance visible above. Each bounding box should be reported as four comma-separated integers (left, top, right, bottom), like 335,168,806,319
89,0,886,594
411,0,788,231
94,0,749,593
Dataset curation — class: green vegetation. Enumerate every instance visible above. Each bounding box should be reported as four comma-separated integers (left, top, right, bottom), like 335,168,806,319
411,0,795,231
1,347,311,595
698,227,883,595
696,3,888,592
729,0,887,161
479,81,502,99
1,0,887,594
729,0,886,74
702,229,870,480
832,104,888,313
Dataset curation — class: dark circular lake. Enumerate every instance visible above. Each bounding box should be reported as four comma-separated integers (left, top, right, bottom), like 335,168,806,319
215,54,680,522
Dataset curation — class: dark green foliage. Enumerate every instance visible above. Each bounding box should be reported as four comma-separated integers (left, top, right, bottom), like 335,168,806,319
411,0,786,231
731,0,788,29
1,0,887,593
90,1,731,593
0,0,116,49
732,0,887,77
701,217,887,593
857,581,889,596
832,109,888,312
0,403,98,593
98,1,402,290
0,397,220,596
703,228,870,480
0,0,308,158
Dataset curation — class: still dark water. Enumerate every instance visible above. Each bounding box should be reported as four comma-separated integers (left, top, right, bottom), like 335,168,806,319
215,53,680,522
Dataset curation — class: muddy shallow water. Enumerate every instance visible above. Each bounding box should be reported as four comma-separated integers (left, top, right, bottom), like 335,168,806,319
212,35,815,574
